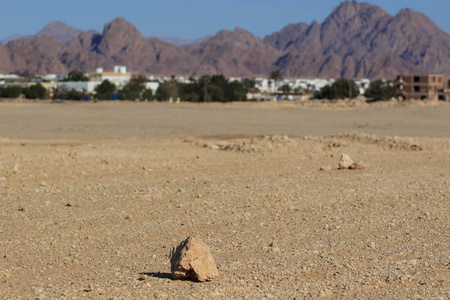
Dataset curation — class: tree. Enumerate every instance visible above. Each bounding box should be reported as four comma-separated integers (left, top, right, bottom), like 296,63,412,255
141,88,154,100
119,74,149,100
95,80,116,100
269,70,283,82
226,80,247,101
269,70,283,92
155,79,179,101
364,79,395,100
118,87,140,100
281,84,291,95
242,78,257,93
0,86,22,98
67,89,83,100
314,78,359,100
53,85,68,99
294,86,304,94
64,70,89,82
177,74,248,102
24,83,47,99
54,87,84,100
129,74,147,88
200,75,212,102
178,77,202,102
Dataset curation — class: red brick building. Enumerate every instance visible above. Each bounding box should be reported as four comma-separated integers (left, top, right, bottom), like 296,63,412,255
395,74,449,100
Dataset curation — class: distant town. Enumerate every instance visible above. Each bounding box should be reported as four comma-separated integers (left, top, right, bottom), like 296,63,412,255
0,66,449,103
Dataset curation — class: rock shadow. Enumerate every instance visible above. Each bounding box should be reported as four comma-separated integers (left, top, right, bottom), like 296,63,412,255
139,272,172,280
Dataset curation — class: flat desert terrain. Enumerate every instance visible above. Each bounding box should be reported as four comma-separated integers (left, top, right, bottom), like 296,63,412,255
0,101,449,299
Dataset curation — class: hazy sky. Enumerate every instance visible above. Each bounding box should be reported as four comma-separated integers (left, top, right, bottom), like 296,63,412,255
1,0,449,40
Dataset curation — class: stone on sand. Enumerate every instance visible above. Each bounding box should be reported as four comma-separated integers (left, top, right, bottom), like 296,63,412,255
339,154,366,170
184,136,195,143
349,162,366,170
339,154,354,169
170,236,219,282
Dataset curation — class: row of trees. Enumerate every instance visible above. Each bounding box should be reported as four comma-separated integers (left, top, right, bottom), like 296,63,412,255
61,70,89,82
314,78,396,100
93,74,249,102
0,84,47,99
93,75,154,100
364,79,396,100
160,75,247,102
90,69,396,101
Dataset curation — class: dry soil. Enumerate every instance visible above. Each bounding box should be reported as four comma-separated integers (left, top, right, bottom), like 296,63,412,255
0,101,449,299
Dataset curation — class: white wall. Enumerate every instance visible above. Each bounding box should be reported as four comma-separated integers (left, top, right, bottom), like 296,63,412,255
58,82,100,93
101,75,130,87
145,82,159,93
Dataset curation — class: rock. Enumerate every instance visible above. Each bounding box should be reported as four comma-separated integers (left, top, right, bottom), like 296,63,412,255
320,165,332,171
349,162,366,170
338,155,366,170
170,236,219,282
184,136,195,143
338,154,354,169
268,242,280,252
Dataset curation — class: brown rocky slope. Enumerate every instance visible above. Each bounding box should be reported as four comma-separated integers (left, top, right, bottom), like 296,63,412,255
265,1,450,76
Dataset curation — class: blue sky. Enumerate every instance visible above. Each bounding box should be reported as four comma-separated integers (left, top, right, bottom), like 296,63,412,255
0,0,449,40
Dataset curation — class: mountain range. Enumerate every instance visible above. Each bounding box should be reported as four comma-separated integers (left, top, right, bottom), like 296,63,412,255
0,1,449,79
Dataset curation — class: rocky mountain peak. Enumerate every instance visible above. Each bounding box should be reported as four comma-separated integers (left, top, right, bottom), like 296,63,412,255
325,1,388,27
394,8,438,30
36,21,83,45
328,1,361,22
233,27,254,38
211,27,256,42
97,17,145,55
102,17,143,38
395,8,416,19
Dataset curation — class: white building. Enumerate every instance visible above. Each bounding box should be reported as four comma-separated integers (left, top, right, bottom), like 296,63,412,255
255,78,276,93
0,74,20,80
113,66,127,74
41,74,58,81
145,82,159,93
57,81,100,93
355,78,371,95
89,66,131,87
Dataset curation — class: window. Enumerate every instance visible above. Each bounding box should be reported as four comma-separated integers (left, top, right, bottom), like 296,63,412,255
414,76,420,82
414,86,420,92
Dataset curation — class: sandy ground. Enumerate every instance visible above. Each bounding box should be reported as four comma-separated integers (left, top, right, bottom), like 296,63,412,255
0,101,449,299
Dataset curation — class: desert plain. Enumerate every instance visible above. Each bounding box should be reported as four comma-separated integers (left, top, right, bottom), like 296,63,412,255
0,100,449,299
